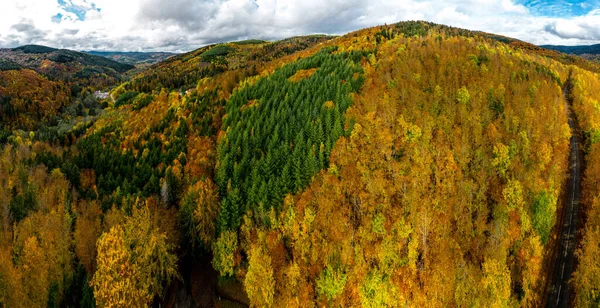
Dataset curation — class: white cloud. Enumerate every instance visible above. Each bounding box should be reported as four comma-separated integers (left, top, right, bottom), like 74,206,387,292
541,9,600,42
435,6,469,23
501,0,528,13
0,0,598,52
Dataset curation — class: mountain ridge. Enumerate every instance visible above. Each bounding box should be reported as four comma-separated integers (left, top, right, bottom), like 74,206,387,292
83,50,178,65
540,43,600,55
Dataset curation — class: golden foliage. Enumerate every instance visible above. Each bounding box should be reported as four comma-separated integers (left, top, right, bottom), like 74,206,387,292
235,25,572,306
244,236,276,307
74,201,102,274
92,204,178,307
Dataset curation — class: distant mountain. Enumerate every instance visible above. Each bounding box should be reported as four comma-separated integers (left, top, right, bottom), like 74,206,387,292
0,44,135,129
0,44,134,82
541,44,600,61
84,51,177,65
540,44,600,55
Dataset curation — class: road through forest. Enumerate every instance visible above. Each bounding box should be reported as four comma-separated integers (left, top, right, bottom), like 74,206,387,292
546,81,581,308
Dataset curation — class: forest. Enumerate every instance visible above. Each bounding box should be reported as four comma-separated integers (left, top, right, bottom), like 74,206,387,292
0,44,134,131
0,21,599,307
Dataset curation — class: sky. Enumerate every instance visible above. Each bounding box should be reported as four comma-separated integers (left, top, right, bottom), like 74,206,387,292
0,0,599,52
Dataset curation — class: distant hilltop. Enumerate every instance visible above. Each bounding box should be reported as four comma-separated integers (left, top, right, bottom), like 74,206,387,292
83,50,178,65
541,43,600,61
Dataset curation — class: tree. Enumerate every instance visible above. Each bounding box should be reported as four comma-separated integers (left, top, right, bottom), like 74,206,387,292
482,257,511,307
492,142,510,178
245,240,276,307
21,236,49,307
179,179,219,250
74,201,102,274
456,86,470,105
212,230,238,277
316,266,347,303
92,225,140,307
92,204,177,307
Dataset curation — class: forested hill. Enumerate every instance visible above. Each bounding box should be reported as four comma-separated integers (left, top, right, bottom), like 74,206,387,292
541,43,600,55
1,45,133,79
113,34,335,94
84,50,177,65
541,43,600,61
1,20,600,307
0,45,134,130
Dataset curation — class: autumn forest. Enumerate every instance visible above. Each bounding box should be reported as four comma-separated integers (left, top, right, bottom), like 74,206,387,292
1,20,600,307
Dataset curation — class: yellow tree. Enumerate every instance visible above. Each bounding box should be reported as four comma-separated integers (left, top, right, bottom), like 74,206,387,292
21,236,49,307
74,201,102,274
92,204,178,307
482,257,512,307
0,247,23,307
245,238,276,307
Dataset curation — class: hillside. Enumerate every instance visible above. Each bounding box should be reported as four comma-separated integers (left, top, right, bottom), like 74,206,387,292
541,44,600,62
113,35,335,94
0,21,599,307
84,51,177,65
541,43,600,55
1,45,133,80
0,45,135,130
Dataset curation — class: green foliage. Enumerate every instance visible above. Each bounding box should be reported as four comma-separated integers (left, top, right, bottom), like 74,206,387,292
50,54,75,64
68,97,201,207
589,129,600,144
0,128,10,144
132,93,153,110
372,213,386,236
316,266,347,301
201,45,233,61
532,190,556,244
456,86,471,104
394,21,429,37
114,91,140,108
488,35,511,44
179,187,199,250
123,36,332,93
13,45,57,54
212,230,238,277
216,48,366,231
187,90,225,136
0,59,22,71
360,271,398,307
488,87,504,118
231,39,267,45
9,182,37,222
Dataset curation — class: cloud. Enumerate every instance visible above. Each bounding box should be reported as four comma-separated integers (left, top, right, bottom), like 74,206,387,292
11,23,35,33
542,9,600,40
0,0,599,52
136,0,220,30
8,20,48,43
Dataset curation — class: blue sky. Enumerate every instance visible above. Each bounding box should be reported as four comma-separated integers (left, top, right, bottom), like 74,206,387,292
1,0,600,52
519,0,600,17
55,0,100,21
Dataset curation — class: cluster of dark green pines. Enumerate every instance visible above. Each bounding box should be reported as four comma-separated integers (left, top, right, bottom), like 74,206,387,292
216,47,367,232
